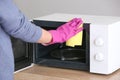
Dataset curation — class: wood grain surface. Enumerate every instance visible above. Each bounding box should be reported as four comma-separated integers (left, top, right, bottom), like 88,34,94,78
14,65,120,80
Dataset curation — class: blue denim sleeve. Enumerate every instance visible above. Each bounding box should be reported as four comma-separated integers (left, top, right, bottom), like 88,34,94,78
0,0,42,43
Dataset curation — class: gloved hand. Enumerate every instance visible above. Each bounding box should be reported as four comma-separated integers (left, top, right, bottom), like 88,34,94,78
47,18,83,45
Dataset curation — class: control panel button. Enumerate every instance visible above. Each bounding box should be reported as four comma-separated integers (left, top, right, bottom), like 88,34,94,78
94,38,104,46
94,53,104,62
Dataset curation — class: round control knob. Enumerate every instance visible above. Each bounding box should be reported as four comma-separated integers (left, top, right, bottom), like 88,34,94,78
94,38,104,46
94,53,104,62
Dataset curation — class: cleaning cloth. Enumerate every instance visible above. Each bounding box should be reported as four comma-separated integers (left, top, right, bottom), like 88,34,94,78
66,23,83,47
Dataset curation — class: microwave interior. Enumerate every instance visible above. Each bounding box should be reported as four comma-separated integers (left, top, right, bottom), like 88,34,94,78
33,20,90,71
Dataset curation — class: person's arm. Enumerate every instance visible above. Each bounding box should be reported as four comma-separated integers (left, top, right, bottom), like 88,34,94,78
0,0,45,43
0,0,83,45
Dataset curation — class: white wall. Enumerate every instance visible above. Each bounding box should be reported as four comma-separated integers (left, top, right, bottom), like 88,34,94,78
14,0,120,19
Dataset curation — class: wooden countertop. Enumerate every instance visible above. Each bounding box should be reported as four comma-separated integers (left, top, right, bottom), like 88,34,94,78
14,65,120,80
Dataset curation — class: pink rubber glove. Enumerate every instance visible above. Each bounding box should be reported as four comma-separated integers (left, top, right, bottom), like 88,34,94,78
48,18,83,45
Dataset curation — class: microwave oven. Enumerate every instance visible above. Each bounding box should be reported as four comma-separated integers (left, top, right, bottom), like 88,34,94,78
17,13,120,74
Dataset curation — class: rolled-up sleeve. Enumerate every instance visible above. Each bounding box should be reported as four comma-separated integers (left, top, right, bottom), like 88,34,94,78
0,0,42,43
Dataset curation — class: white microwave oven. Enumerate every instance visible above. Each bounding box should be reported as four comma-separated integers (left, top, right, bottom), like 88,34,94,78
20,13,120,75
